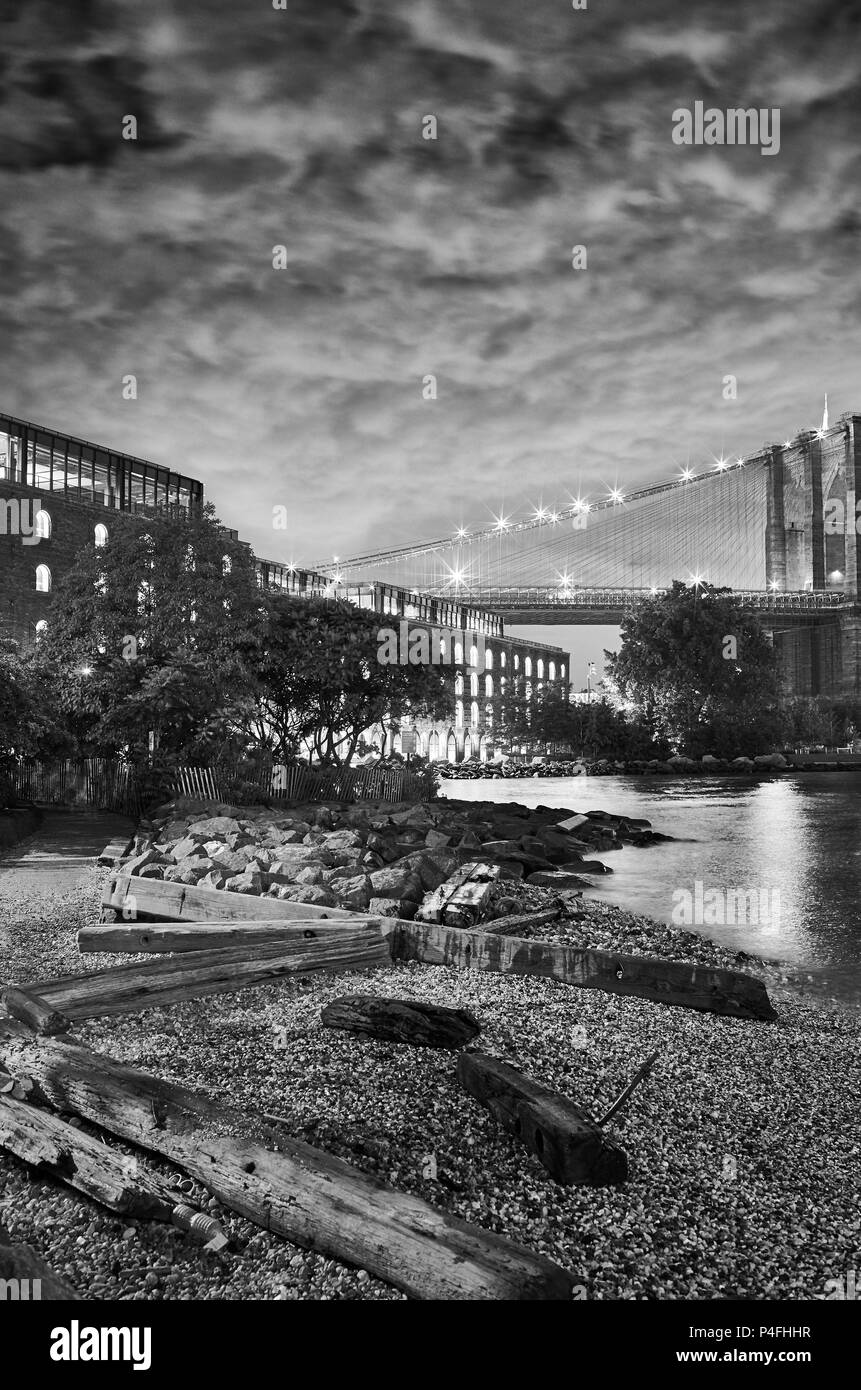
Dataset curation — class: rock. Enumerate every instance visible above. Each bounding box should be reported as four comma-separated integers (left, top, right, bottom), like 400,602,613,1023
294,865,324,885
122,848,171,875
368,866,423,901
334,874,372,911
198,870,227,891
276,884,337,907
210,849,253,876
754,753,787,768
526,870,588,891
225,873,264,895
481,839,522,858
368,896,418,920
187,816,244,838
424,829,452,849
320,829,365,853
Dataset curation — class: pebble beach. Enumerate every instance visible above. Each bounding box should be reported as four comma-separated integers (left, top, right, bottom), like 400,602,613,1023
1,841,858,1303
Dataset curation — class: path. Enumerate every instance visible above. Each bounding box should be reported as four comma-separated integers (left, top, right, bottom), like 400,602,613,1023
0,809,134,898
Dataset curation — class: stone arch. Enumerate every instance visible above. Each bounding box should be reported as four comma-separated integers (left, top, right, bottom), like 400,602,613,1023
446,729,457,762
428,730,441,761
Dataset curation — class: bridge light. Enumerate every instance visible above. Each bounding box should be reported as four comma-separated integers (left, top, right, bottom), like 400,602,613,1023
608,487,624,503
493,513,511,532
783,440,793,448
549,510,559,523
650,586,659,596
532,506,548,522
768,579,779,591
735,457,745,467
680,467,694,482
714,456,728,471
455,525,468,539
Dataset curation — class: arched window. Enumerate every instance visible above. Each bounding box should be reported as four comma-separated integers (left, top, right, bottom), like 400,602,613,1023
525,656,533,677
34,509,51,539
35,619,48,639
500,651,506,668
470,700,479,726
537,659,544,678
454,639,464,664
469,672,478,698
485,648,494,670
94,523,108,547
560,664,566,681
446,730,457,761
428,730,441,761
455,673,464,697
484,702,493,729
485,674,493,697
513,654,520,671
463,733,473,761
455,700,464,728
35,564,51,592
549,661,556,681
500,675,507,695
469,643,478,668
439,638,447,659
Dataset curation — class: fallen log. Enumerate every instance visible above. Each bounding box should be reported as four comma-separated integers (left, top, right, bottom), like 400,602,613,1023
18,926,390,1021
483,907,563,937
0,1026,575,1301
0,1094,177,1219
78,919,367,955
0,1238,79,1299
458,1051,628,1186
1,985,70,1036
382,922,778,1021
102,873,356,924
321,995,480,1048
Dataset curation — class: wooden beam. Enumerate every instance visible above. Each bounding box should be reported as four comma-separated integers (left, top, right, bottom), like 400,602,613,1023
0,1027,575,1302
457,1052,628,1186
18,926,390,1020
382,922,778,1021
98,836,134,867
1,985,70,1035
0,1094,178,1219
321,995,480,1048
102,873,356,924
78,919,368,955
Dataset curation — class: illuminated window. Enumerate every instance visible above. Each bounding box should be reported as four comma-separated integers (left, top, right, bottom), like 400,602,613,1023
537,659,544,678
34,509,51,539
470,672,478,698
455,673,464,697
94,523,108,547
471,701,479,726
513,654,519,671
525,657,533,677
485,648,494,669
549,661,556,680
485,675,493,697
35,564,51,592
455,700,464,728
454,639,464,663
469,643,478,667
500,651,506,668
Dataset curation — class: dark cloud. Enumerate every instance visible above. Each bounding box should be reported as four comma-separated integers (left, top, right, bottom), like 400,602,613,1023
0,0,859,588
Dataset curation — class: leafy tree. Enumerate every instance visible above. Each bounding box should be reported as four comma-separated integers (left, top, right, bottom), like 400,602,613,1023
605,581,783,756
254,598,450,766
27,504,262,763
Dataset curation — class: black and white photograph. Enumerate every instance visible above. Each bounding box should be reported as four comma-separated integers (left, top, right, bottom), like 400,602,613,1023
0,0,858,1362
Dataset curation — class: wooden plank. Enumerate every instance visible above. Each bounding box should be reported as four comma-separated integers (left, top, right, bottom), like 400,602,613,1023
483,908,564,937
383,922,778,1022
0,1094,178,1219
102,873,356,924
457,1051,628,1186
321,994,480,1048
0,1027,575,1302
97,836,134,867
2,986,70,1036
20,927,390,1020
78,919,365,955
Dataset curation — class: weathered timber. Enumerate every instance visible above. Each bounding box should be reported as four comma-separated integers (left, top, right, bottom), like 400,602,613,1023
78,919,368,955
18,927,390,1020
321,995,480,1048
0,1027,575,1301
98,836,134,867
1,985,71,1036
0,1094,178,1218
102,873,357,924
0,1239,79,1299
598,1050,659,1126
415,863,500,924
382,922,778,1021
483,907,563,937
457,1051,628,1186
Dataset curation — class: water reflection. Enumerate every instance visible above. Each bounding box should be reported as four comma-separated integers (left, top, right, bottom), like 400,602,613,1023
443,773,861,1004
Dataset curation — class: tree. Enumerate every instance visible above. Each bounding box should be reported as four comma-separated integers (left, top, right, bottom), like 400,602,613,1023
605,581,783,756
254,599,450,766
26,504,262,763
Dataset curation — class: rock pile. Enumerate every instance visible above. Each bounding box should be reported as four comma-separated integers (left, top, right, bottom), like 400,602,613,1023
118,798,668,926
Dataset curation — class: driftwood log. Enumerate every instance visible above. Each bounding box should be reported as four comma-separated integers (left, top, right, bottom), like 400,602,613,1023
0,1093,178,1219
1,985,70,1036
0,1025,575,1301
483,907,564,937
16,926,390,1021
78,919,370,955
321,995,480,1048
383,922,778,1021
458,1051,628,1186
102,874,355,924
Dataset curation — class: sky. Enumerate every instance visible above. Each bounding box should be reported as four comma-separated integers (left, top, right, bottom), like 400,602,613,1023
2,0,860,676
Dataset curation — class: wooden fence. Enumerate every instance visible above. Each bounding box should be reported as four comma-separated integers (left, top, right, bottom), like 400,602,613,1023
9,758,436,813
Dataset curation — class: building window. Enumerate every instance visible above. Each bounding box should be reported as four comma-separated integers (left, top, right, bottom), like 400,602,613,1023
454,639,464,664
471,700,479,727
34,509,51,539
485,648,494,669
94,523,108,547
513,653,519,671
35,564,51,592
560,665,566,681
500,651,506,668
469,642,478,667
455,700,464,728
549,661,556,681
525,656,533,677
455,673,464,697
537,659,544,678
485,674,493,697
470,672,478,698
485,702,493,728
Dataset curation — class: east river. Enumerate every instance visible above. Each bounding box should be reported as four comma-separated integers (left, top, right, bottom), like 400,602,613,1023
442,772,861,1007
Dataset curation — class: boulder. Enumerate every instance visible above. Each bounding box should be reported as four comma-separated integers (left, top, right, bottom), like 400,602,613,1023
333,874,372,912
368,895,418,920
526,870,588,891
753,753,787,769
198,870,227,891
225,872,265,894
424,829,452,849
170,835,209,862
320,829,365,853
294,865,324,885
122,848,171,876
368,866,423,902
187,816,244,838
210,849,253,877
276,884,337,907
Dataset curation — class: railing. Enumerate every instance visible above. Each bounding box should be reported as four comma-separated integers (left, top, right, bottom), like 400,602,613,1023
9,757,437,813
453,587,848,611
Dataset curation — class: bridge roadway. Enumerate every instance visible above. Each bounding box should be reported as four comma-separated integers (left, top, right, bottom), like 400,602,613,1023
430,588,851,627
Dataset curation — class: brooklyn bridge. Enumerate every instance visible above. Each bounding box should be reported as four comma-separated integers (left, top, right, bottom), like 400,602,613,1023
318,411,861,699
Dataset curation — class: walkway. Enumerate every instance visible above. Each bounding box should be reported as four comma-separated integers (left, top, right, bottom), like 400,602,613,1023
0,809,135,897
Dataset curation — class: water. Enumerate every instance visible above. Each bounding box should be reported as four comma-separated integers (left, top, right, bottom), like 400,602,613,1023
442,773,861,1006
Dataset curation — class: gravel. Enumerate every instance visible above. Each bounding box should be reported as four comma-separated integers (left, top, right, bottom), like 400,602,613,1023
1,851,859,1302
